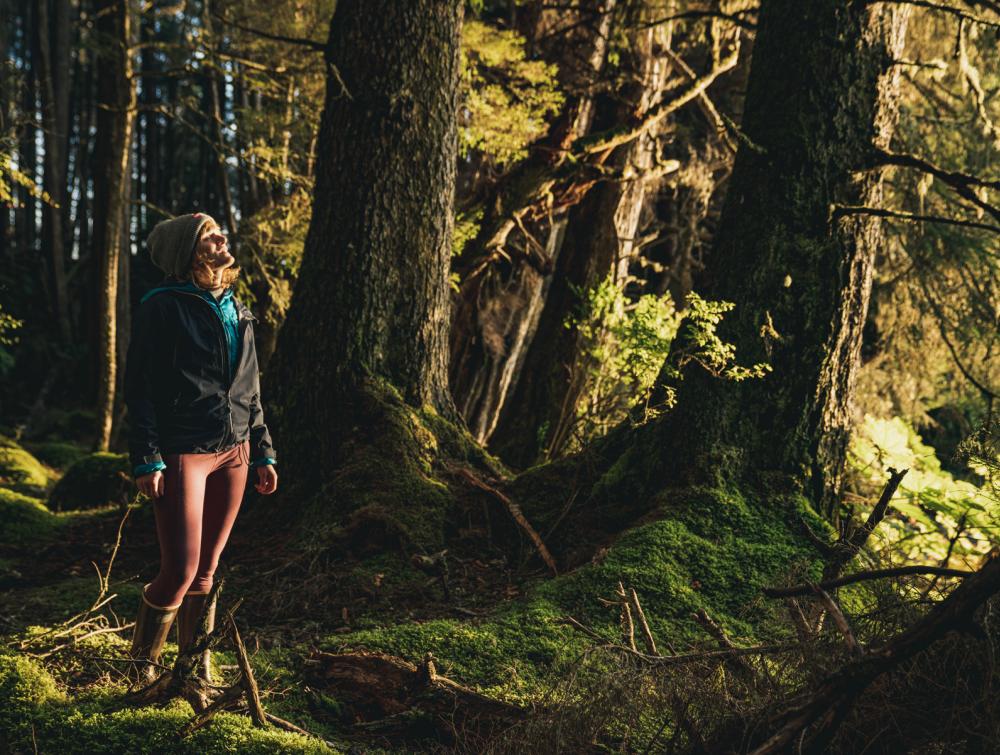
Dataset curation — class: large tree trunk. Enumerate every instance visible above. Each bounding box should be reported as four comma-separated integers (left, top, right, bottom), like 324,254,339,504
645,0,910,515
92,0,136,451
265,0,463,493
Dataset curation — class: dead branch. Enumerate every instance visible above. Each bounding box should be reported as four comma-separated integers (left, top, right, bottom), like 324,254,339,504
831,204,1000,234
765,565,973,598
735,551,1000,753
629,588,658,655
617,582,638,651
444,463,558,575
574,33,742,155
823,468,908,583
308,650,526,742
228,614,267,727
811,586,863,658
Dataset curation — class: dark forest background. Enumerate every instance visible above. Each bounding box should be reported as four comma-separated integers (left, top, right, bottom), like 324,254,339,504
1,0,999,752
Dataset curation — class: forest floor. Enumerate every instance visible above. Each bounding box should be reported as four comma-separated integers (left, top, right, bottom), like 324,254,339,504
0,424,878,754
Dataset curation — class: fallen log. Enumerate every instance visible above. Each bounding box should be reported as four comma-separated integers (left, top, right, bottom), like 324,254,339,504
308,650,526,743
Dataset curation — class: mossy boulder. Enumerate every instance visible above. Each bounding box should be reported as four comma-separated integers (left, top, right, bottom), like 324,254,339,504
0,487,58,544
25,441,88,472
47,453,134,512
0,434,55,496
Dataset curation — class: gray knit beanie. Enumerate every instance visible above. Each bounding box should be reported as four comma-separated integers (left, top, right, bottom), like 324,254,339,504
146,212,216,278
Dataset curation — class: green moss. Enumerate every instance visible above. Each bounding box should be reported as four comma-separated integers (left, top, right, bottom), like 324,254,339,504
0,434,56,496
0,651,338,754
323,485,824,701
25,441,88,472
300,380,466,554
0,487,59,543
47,452,134,511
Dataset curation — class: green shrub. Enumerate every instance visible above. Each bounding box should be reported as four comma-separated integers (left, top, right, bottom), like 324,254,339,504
48,453,134,511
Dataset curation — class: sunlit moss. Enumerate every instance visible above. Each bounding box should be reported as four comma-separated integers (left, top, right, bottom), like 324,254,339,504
0,434,56,496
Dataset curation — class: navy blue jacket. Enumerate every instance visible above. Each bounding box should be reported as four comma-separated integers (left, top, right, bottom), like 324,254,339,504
124,279,277,477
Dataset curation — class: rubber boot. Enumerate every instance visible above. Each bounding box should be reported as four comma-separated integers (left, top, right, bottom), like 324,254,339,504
176,590,215,684
130,587,179,684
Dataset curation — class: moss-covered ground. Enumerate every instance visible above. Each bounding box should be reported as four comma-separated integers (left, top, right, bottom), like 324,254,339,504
0,409,831,753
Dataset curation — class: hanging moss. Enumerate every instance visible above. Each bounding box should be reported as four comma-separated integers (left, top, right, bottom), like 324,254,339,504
47,453,134,512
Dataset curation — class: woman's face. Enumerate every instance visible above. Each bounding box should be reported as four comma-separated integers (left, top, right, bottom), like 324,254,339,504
194,222,234,270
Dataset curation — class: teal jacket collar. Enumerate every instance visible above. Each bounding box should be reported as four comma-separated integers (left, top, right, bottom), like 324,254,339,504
140,279,234,306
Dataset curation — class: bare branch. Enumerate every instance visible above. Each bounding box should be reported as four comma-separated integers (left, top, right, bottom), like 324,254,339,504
764,565,973,598
831,204,1000,234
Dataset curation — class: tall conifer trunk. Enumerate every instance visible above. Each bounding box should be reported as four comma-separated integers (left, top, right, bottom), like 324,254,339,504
92,0,135,451
265,0,463,493
645,0,911,515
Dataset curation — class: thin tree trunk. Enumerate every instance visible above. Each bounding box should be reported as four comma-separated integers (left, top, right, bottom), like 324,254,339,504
489,15,673,467
448,0,617,444
93,0,136,451
35,0,73,343
265,0,463,494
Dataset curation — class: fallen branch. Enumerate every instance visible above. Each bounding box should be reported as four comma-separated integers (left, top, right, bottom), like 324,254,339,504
764,565,973,598
228,614,267,727
445,463,558,575
811,586,863,658
308,650,526,742
734,552,1000,753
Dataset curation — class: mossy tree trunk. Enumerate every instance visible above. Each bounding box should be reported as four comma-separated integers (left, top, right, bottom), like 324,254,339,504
265,0,463,494
643,0,910,515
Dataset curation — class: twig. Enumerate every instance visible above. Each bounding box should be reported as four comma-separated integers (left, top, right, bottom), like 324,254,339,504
616,582,638,651
228,614,267,727
629,588,658,655
811,585,863,658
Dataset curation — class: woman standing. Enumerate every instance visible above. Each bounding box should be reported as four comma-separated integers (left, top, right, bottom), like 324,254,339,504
124,212,278,683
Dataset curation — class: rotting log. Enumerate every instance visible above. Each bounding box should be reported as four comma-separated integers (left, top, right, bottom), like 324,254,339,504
307,650,526,743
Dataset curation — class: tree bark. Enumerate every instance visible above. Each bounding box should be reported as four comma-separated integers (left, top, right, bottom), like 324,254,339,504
448,0,617,446
647,0,910,514
489,15,674,468
265,0,463,492
35,0,73,343
92,0,136,451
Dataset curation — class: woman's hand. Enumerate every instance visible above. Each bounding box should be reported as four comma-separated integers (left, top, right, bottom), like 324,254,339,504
136,470,165,498
255,464,278,495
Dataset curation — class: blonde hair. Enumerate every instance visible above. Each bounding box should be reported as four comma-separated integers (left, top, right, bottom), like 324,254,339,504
187,226,240,290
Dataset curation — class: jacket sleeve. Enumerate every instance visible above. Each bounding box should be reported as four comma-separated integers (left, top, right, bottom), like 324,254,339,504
248,378,277,466
124,299,166,476
246,323,276,466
